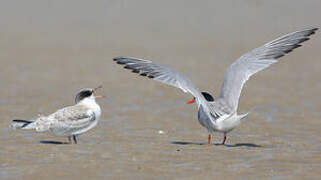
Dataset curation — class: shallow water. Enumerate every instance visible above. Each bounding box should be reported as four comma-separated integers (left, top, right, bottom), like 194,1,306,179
1,0,321,179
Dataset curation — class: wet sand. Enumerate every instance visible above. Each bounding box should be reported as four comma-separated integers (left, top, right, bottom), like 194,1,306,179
1,0,321,179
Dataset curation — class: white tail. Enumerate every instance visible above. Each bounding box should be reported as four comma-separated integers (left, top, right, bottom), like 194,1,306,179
238,112,249,120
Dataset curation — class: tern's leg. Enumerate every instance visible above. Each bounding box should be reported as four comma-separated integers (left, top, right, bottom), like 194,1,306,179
68,136,72,144
208,134,211,144
73,135,77,144
222,133,227,145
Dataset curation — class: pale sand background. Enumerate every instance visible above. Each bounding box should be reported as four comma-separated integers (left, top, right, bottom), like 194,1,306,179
0,0,321,179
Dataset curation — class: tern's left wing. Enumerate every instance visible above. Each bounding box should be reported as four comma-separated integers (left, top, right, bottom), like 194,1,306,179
219,28,318,112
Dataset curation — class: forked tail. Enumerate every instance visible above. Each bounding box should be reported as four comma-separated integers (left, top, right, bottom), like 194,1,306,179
239,112,249,120
11,119,34,129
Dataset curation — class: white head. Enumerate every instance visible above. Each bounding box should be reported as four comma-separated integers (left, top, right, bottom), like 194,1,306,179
75,86,103,104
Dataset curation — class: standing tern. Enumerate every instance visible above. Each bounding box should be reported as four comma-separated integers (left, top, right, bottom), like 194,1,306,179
11,87,103,144
114,28,317,145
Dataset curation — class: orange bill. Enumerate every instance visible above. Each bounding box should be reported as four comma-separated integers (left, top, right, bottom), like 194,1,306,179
186,98,195,104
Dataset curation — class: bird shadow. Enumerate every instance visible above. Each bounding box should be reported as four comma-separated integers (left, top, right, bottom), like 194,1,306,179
39,140,70,145
171,141,207,145
225,143,262,148
170,141,262,148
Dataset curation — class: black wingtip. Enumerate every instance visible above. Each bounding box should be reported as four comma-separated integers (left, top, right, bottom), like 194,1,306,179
308,28,318,35
302,27,318,37
124,65,132,69
113,57,127,64
132,69,139,73
12,119,32,123
12,119,32,128
113,57,152,64
311,28,319,32
113,57,124,61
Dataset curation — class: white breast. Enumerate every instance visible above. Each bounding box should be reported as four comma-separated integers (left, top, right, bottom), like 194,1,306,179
73,98,102,135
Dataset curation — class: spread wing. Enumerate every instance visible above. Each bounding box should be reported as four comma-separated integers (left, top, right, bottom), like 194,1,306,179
220,28,318,111
114,57,204,100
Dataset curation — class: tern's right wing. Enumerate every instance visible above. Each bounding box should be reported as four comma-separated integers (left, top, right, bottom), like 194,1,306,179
51,105,96,129
114,57,204,101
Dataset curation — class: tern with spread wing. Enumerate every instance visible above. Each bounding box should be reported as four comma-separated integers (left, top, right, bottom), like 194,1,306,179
114,28,317,145
11,87,103,144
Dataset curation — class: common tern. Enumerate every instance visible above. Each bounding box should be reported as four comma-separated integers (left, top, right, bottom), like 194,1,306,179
114,28,317,145
11,87,103,144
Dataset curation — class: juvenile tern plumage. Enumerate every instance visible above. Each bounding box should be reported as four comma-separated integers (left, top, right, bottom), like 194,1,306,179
114,28,317,145
11,87,103,144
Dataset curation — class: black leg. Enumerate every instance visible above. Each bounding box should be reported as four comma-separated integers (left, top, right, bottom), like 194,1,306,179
73,135,77,144
68,136,72,144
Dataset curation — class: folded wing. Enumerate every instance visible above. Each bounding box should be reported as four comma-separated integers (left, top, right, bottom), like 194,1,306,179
52,105,96,129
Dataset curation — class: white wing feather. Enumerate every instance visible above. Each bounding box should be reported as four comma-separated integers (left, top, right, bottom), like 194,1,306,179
220,28,318,111
114,57,204,101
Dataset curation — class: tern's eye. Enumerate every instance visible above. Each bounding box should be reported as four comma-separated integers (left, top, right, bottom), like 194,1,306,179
83,90,93,97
